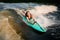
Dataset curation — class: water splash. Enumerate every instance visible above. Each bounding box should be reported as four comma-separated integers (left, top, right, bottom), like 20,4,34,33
28,5,57,28
2,3,58,28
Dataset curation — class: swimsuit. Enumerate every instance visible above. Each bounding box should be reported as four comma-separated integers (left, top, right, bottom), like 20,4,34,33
23,16,35,24
28,18,35,24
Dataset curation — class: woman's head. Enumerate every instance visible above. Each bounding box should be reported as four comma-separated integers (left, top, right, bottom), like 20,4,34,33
25,11,32,17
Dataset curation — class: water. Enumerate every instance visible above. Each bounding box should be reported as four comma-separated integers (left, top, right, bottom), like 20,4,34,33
0,3,60,40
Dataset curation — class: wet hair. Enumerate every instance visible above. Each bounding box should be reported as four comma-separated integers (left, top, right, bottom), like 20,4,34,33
25,11,32,18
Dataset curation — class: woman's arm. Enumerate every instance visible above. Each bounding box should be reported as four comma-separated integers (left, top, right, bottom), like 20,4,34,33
19,10,26,16
26,17,29,21
15,8,25,16
21,10,26,16
32,16,37,24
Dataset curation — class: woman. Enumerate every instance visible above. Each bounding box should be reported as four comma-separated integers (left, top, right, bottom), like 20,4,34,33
22,10,36,24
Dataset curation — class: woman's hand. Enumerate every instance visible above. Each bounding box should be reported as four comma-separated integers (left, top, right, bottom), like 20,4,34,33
22,10,25,13
33,21,37,24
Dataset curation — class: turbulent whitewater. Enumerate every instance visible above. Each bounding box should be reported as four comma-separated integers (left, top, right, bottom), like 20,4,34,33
0,3,60,40
14,5,58,29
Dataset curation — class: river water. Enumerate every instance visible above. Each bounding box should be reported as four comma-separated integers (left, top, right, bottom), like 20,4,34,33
0,3,60,40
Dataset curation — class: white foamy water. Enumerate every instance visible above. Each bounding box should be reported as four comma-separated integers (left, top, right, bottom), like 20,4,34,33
28,5,57,28
2,3,58,28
